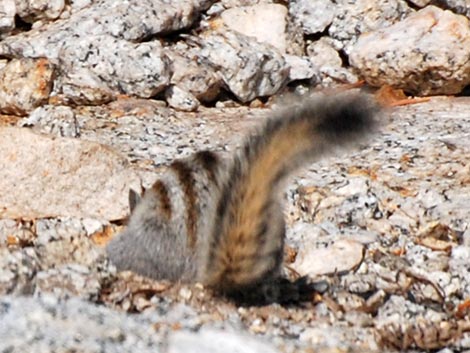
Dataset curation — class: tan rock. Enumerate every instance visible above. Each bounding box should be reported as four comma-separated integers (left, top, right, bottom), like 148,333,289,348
221,4,289,53
293,239,364,277
350,6,470,95
0,58,54,116
0,127,140,220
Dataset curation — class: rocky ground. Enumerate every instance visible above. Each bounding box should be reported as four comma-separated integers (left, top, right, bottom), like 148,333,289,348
0,1,469,353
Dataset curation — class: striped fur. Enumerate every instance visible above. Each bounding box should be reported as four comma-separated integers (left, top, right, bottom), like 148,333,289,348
106,93,379,302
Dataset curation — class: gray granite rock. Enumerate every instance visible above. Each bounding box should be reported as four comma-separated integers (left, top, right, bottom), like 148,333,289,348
57,35,170,104
19,105,80,137
289,0,336,35
0,0,213,58
328,0,411,54
196,29,288,102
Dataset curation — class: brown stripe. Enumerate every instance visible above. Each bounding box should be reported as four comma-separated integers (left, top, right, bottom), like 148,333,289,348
151,180,172,220
171,160,198,248
194,150,220,184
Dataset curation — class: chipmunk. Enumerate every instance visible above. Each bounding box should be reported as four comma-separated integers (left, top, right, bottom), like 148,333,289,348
106,92,379,304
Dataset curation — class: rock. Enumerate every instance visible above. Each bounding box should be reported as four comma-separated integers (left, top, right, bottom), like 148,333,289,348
197,30,288,102
0,58,54,115
168,329,279,353
0,0,15,34
0,248,39,295
408,0,431,6
19,105,80,138
293,239,365,277
284,55,319,82
0,295,281,353
35,264,103,300
220,4,289,53
0,295,163,353
292,239,364,278
0,0,213,59
16,0,65,23
0,127,140,220
306,38,359,85
166,45,222,103
350,6,470,95
307,38,342,68
165,85,200,112
434,0,470,17
289,0,336,35
56,35,170,104
328,0,411,54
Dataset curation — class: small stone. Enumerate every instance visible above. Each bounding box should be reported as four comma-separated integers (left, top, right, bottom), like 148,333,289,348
284,55,319,82
293,239,365,277
0,58,54,116
178,287,193,301
165,86,200,112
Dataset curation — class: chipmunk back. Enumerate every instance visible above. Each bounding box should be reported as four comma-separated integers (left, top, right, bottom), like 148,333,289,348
106,93,379,303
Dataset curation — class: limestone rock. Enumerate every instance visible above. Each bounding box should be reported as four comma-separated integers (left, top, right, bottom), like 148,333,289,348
350,6,470,95
0,58,54,116
0,127,140,220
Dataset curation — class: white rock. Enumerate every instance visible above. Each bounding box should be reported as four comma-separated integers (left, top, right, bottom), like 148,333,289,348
307,38,342,68
284,55,319,82
168,329,279,353
221,4,289,53
289,0,336,35
0,0,15,33
197,30,288,102
0,0,213,58
0,127,140,220
328,0,411,54
165,85,200,112
15,0,65,22
166,46,221,103
293,239,364,277
350,6,470,95
19,105,80,138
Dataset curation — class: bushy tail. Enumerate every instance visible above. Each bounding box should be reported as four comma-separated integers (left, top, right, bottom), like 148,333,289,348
201,93,379,295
